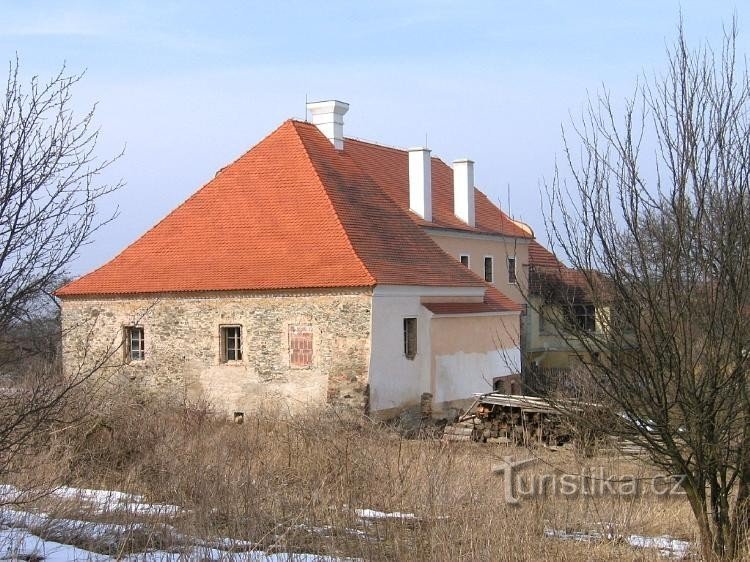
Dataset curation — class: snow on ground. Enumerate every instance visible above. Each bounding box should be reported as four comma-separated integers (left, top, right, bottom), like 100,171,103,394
0,484,183,517
544,527,692,558
353,509,416,520
0,483,694,560
0,525,354,561
0,484,357,561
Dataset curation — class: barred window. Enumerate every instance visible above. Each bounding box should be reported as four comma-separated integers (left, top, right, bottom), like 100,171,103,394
289,325,313,367
124,326,144,362
220,325,242,362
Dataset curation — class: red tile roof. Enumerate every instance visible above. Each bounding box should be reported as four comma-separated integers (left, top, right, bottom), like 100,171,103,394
57,120,493,297
526,241,593,298
528,240,562,268
344,138,533,238
423,285,522,315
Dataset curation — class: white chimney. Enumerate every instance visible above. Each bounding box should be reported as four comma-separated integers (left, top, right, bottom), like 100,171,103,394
453,158,475,227
408,147,432,221
306,100,349,150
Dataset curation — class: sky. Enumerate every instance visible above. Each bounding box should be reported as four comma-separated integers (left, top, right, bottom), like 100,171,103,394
1,1,748,276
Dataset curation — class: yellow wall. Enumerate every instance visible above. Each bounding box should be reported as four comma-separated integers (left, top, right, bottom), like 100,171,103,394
427,232,530,303
429,313,521,406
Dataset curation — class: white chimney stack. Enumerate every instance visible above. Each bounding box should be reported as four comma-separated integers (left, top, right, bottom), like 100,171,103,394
408,148,432,221
306,100,349,150
453,158,475,227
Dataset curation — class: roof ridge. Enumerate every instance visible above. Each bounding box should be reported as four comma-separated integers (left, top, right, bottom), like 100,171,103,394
288,121,376,286
346,135,454,168
298,123,492,290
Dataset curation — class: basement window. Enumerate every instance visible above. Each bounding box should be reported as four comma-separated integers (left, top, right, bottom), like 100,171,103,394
460,254,470,267
220,325,243,362
507,256,517,284
289,325,313,367
404,318,417,360
124,326,144,362
484,256,494,282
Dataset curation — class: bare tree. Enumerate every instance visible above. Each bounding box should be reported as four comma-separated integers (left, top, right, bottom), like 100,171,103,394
0,57,122,493
538,21,750,560
0,57,121,363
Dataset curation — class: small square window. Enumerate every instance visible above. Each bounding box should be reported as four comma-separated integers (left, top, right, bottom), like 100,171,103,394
484,256,494,282
404,318,417,360
124,326,144,362
460,254,469,267
507,256,517,284
220,325,242,362
289,325,313,367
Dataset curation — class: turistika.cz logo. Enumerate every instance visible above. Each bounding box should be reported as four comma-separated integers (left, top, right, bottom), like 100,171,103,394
492,456,686,505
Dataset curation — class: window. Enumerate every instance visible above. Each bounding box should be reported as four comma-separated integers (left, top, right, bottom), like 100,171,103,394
484,256,494,282
460,254,469,267
403,318,417,360
289,325,313,367
507,256,517,284
569,304,596,332
220,325,242,362
124,326,144,362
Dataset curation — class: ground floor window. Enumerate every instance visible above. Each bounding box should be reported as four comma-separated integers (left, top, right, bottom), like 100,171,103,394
220,325,242,362
289,325,313,367
124,326,144,362
404,317,417,360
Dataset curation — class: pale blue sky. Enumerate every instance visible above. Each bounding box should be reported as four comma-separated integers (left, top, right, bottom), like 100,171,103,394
1,1,746,275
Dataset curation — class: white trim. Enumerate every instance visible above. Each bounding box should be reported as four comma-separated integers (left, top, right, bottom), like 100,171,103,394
459,253,470,268
483,255,494,284
428,310,520,319
425,227,533,243
507,256,518,285
373,285,484,298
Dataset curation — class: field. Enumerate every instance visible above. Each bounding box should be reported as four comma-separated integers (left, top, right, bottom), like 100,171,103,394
0,393,698,561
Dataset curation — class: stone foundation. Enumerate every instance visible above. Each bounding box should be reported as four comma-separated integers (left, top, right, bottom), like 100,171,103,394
61,289,372,416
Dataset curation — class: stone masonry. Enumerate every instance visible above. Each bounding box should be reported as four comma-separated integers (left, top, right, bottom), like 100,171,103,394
61,289,372,415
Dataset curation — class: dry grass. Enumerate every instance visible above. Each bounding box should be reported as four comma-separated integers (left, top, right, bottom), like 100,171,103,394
4,392,700,561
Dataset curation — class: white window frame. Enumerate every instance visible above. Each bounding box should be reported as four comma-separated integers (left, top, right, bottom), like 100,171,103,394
483,255,494,283
220,325,243,363
124,326,145,362
507,255,517,284
403,317,417,360
459,253,470,268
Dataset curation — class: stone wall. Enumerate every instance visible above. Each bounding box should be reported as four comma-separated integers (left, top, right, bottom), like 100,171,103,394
60,290,372,416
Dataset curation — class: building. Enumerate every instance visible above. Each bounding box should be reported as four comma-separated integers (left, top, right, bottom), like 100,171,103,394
57,101,534,418
522,240,606,392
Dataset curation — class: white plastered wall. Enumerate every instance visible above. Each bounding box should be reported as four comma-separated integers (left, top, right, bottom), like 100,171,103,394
429,313,521,406
368,285,522,415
